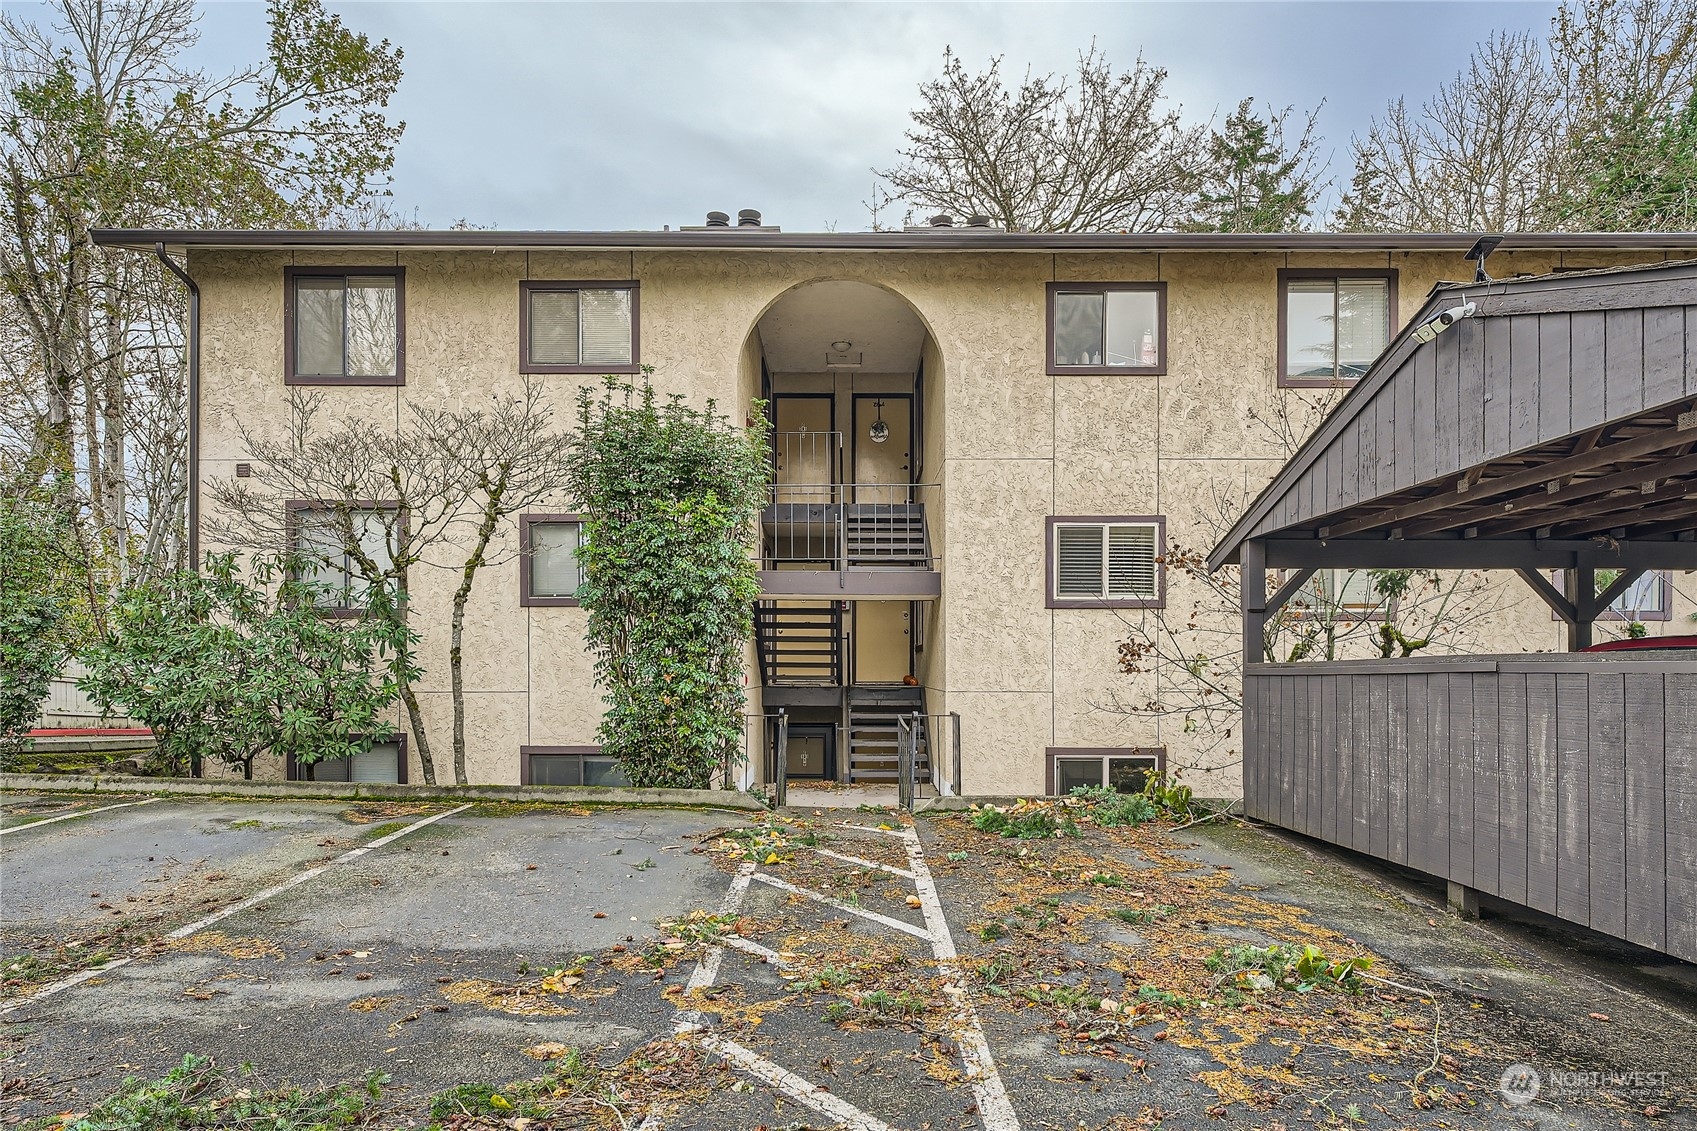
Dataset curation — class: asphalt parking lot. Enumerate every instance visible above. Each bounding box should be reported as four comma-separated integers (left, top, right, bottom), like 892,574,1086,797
2,789,1694,1129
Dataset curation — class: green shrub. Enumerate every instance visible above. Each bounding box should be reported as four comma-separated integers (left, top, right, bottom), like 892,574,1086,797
567,375,770,788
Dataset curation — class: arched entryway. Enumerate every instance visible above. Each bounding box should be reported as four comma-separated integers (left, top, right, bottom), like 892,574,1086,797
741,281,949,795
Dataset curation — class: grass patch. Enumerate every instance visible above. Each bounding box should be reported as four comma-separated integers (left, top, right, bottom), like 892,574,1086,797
429,1047,600,1121
57,1053,383,1130
1111,905,1173,925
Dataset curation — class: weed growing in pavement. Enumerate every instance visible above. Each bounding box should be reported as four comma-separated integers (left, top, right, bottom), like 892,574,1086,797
969,804,1077,839
1134,984,1190,1008
976,920,1008,942
785,965,857,993
1204,942,1372,994
716,822,822,863
1068,785,1157,827
946,850,970,862
659,911,739,945
820,988,930,1027
634,857,656,871
975,957,1019,994
61,1053,383,1130
428,1047,600,1122
1111,905,1173,925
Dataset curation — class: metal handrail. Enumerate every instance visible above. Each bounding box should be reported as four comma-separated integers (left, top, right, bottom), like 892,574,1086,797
762,481,938,572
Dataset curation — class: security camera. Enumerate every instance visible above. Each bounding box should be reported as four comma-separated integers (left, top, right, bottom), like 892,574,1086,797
1413,301,1476,343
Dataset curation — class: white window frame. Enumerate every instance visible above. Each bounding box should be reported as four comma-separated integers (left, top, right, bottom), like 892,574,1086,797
1047,517,1165,609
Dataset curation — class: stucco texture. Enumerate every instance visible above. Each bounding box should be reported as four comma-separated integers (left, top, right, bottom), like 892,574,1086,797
188,242,1688,796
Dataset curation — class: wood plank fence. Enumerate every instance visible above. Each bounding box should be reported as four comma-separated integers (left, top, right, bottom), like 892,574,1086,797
1243,653,1697,963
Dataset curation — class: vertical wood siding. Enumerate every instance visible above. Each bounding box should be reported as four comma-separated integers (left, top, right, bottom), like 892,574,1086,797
1243,655,1697,963
1246,300,1697,542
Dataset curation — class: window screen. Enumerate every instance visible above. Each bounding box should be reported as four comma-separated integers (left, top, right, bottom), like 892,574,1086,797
293,274,398,379
529,521,584,598
1054,522,1159,601
525,286,633,368
1053,752,1159,795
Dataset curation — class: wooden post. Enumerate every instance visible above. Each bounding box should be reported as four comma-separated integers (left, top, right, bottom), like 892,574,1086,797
1241,539,1268,665
1565,567,1595,652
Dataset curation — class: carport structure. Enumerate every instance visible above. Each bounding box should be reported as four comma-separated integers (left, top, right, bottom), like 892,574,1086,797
1210,259,1697,963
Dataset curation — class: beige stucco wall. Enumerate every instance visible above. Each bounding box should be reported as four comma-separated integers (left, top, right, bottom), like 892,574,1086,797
190,243,1691,794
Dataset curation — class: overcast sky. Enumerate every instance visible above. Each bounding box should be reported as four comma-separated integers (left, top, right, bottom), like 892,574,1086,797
32,1,1562,231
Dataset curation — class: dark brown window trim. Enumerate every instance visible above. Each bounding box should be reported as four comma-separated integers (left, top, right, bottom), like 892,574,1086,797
1276,267,1398,389
283,267,406,386
1045,515,1167,610
518,280,641,374
520,744,603,785
519,513,584,607
1045,281,1168,376
285,499,405,618
1045,746,1166,795
285,733,409,784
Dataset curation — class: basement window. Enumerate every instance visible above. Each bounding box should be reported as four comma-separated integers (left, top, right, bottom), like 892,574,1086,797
291,739,405,784
521,282,639,373
520,747,631,787
1047,748,1163,795
1047,283,1166,375
1048,518,1165,608
286,269,403,385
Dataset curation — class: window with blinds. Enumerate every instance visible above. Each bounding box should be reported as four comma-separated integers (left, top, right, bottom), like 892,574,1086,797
524,519,585,602
1280,272,1394,385
522,283,637,372
289,271,402,383
1051,520,1162,605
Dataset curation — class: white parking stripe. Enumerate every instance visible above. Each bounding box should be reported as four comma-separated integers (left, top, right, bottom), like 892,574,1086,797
660,819,1021,1131
812,846,916,880
900,827,1021,1131
749,872,932,940
703,1033,897,1131
0,796,160,835
0,803,472,1015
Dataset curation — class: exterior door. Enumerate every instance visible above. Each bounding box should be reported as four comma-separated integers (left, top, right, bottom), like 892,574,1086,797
775,724,834,779
774,395,835,503
852,394,911,505
854,600,912,683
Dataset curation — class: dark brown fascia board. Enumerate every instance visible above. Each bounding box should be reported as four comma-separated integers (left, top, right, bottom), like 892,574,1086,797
90,228,1697,255
1205,257,1697,572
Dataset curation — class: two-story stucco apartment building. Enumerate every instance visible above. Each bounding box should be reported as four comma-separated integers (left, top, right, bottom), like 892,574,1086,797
95,220,1697,797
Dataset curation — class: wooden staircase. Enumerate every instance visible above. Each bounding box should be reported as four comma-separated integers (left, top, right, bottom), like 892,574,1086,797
847,687,928,784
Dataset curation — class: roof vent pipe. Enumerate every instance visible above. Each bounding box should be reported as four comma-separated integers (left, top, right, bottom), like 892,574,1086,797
929,214,954,228
738,209,763,227
705,211,730,227
966,215,991,228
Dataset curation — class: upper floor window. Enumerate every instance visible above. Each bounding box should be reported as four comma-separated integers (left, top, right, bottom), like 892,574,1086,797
1047,517,1165,608
520,282,639,373
1290,568,1388,619
1278,269,1396,387
285,268,403,385
290,503,398,613
1551,569,1672,622
1046,283,1166,375
520,514,585,606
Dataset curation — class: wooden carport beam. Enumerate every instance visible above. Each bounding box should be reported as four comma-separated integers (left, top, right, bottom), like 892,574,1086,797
1515,568,1579,624
1475,477,1697,538
1398,451,1697,539
1319,422,1697,539
1550,495,1697,539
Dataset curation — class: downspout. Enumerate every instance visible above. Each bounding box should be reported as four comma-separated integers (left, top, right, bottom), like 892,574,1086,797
154,243,199,573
